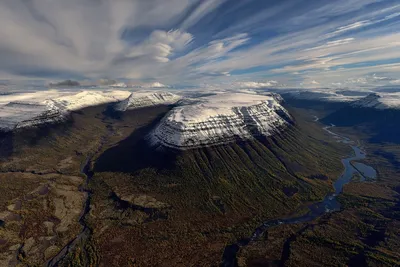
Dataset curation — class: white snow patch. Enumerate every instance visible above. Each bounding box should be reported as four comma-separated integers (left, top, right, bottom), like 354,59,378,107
115,91,181,111
142,82,170,88
110,82,128,88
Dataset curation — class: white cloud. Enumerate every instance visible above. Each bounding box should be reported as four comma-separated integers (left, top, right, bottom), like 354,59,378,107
0,0,399,89
180,0,228,30
304,38,355,51
372,74,390,81
332,21,371,34
235,81,280,89
390,79,400,84
149,30,193,51
299,79,321,88
331,82,342,87
144,82,170,88
0,0,192,79
126,29,193,63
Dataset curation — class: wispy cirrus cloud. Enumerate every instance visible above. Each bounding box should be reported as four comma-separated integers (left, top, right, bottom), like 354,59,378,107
0,0,399,89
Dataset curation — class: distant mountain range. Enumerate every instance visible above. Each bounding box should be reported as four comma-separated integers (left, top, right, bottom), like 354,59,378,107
114,92,181,112
322,93,400,143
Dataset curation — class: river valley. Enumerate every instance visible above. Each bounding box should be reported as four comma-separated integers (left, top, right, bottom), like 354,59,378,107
220,118,377,267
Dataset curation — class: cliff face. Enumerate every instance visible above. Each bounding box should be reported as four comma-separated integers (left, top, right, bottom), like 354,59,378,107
150,93,292,149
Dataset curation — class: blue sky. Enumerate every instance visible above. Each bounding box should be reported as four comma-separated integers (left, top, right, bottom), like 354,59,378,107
0,0,399,89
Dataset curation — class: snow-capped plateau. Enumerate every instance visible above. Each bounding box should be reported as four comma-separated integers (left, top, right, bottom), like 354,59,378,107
43,91,121,111
0,90,130,131
0,90,68,107
150,93,291,150
0,101,66,130
283,89,365,102
351,93,400,109
115,91,181,111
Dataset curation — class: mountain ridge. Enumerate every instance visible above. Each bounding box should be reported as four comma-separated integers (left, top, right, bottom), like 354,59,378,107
0,90,130,131
114,91,181,112
322,93,400,143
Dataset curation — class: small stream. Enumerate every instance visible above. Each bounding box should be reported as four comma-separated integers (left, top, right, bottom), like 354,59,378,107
45,116,114,266
220,118,377,267
45,155,95,267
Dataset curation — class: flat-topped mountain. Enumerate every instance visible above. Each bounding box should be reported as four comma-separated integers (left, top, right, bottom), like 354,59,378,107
114,91,181,111
0,91,130,131
150,93,292,149
0,101,66,130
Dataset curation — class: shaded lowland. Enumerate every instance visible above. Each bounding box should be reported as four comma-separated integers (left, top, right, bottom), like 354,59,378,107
322,105,400,144
0,104,173,266
281,95,348,116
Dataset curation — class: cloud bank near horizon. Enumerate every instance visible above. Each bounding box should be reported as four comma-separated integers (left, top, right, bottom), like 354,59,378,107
0,0,399,89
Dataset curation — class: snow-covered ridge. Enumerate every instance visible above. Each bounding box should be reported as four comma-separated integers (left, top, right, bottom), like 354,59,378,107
0,90,131,131
0,101,65,130
115,91,181,111
43,91,121,111
282,89,400,109
351,93,400,109
150,93,291,150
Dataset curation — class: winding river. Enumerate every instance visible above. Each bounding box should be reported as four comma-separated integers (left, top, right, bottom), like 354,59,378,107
220,117,377,267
